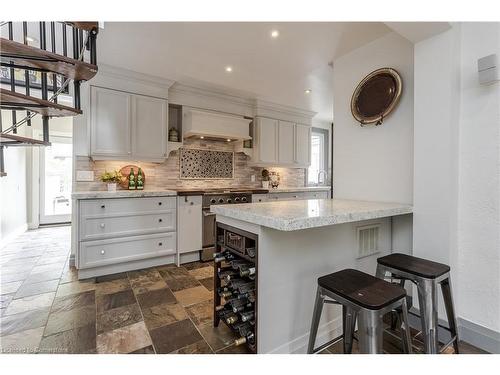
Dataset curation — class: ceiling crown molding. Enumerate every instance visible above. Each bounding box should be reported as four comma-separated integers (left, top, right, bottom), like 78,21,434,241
93,64,175,99
170,82,317,124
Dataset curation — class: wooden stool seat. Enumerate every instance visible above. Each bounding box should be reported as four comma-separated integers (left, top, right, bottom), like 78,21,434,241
377,253,450,279
318,269,407,310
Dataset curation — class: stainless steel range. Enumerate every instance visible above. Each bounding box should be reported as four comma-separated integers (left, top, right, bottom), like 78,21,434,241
201,191,252,261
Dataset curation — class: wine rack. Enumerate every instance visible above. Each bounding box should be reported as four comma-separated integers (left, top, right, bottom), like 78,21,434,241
213,222,258,353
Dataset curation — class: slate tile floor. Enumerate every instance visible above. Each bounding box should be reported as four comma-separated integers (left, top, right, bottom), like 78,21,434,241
0,226,487,354
0,226,245,354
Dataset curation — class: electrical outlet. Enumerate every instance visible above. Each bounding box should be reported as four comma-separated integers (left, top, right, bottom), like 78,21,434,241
76,170,94,182
250,174,256,182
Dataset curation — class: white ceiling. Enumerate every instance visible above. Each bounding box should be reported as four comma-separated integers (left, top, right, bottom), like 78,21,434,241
97,22,392,122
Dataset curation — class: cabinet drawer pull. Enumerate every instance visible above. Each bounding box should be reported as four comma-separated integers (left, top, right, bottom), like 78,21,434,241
100,250,105,255
158,202,162,206
190,201,194,206
158,218,163,223
100,204,105,209
100,223,105,228
158,242,163,246
293,195,298,198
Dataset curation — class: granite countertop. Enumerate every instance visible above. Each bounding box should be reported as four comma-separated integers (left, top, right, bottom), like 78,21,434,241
72,189,178,199
211,199,412,231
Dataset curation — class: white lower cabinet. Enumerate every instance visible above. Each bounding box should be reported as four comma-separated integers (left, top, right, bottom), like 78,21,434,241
79,232,176,269
177,196,202,263
76,196,177,278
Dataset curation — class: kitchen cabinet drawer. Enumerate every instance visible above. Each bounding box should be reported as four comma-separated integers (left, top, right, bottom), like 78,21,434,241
79,232,176,269
302,191,329,199
79,196,176,217
252,194,269,203
80,211,176,241
268,192,304,201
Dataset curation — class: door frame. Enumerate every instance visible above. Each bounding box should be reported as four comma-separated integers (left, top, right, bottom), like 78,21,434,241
39,132,73,225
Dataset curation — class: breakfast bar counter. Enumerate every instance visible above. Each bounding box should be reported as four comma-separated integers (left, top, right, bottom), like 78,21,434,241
211,199,413,353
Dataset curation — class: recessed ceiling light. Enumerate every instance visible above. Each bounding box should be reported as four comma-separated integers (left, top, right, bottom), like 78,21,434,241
270,30,279,38
225,66,233,73
305,89,312,94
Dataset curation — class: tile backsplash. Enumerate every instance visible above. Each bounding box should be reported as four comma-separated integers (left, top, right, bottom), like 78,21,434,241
74,138,306,191
179,148,233,179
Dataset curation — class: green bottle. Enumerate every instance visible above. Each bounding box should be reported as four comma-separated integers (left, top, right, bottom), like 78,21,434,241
136,168,144,190
128,168,136,190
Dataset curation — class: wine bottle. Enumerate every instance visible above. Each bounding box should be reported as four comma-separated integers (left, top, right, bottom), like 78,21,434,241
240,310,255,323
234,332,255,347
227,278,247,289
240,266,256,278
237,290,256,303
226,313,239,325
219,289,233,298
218,268,238,280
214,252,235,263
235,282,255,294
229,298,251,313
230,259,252,270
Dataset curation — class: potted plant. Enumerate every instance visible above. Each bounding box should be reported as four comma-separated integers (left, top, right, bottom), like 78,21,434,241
100,170,123,192
261,169,270,189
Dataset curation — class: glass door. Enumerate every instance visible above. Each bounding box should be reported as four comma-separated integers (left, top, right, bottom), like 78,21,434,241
39,135,73,224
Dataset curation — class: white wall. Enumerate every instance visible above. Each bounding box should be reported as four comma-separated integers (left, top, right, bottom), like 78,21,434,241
0,112,28,246
457,23,500,337
332,32,414,204
414,23,500,352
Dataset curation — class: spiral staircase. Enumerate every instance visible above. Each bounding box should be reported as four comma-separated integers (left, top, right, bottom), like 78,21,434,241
0,21,99,176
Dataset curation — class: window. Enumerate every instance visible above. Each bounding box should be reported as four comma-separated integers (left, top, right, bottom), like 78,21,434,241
307,127,329,186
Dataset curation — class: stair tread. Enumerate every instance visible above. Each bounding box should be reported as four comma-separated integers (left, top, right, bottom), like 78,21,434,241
0,88,82,117
64,22,99,32
0,38,98,81
0,132,51,147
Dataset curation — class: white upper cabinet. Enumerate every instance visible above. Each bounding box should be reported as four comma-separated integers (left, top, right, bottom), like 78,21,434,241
132,95,168,161
90,87,168,162
252,116,311,167
256,117,278,164
295,124,311,167
278,120,295,164
90,86,131,158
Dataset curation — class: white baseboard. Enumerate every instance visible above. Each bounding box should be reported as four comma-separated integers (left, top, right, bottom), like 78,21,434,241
0,223,28,250
409,307,499,353
267,316,343,354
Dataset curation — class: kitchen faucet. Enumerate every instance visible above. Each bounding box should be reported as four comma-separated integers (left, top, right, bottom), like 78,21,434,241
317,170,328,185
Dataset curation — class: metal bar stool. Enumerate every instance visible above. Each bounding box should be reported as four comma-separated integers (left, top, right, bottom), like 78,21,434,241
376,253,459,354
307,269,412,354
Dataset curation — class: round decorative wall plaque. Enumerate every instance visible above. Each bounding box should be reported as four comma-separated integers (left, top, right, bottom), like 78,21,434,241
350,67,402,126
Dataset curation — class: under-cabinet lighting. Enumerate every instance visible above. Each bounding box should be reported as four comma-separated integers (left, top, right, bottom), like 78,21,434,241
305,89,312,94
271,30,279,38
225,66,233,73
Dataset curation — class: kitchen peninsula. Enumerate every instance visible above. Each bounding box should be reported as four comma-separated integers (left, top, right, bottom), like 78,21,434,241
211,199,413,353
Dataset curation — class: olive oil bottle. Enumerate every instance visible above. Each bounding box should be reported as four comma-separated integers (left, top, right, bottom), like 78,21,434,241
136,168,144,190
128,168,136,190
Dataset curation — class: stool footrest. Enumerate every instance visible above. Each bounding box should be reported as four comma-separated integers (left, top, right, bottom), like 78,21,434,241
439,336,459,353
311,334,344,354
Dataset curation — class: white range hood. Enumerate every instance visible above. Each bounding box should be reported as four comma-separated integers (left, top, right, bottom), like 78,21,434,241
183,109,252,141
